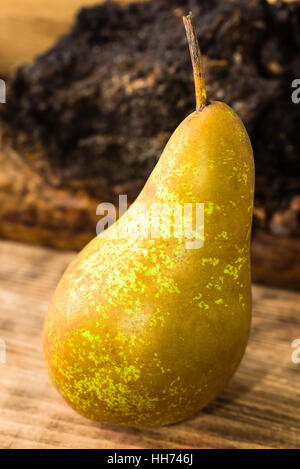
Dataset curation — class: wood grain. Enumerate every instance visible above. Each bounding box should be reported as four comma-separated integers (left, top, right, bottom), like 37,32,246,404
0,240,299,449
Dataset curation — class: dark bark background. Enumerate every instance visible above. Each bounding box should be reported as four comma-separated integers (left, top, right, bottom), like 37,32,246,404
0,0,299,288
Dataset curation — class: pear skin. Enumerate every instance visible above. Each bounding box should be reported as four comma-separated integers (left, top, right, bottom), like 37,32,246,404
43,15,254,427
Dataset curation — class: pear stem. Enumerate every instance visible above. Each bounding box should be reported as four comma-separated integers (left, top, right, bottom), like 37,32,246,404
183,13,207,111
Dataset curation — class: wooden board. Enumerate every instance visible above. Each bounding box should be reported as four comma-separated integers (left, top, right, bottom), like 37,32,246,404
0,240,299,449
0,0,144,75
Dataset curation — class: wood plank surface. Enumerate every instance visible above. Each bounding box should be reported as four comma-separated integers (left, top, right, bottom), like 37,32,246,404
0,240,299,449
0,0,144,75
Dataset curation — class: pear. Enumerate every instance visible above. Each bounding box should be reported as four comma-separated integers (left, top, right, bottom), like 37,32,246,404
43,14,254,427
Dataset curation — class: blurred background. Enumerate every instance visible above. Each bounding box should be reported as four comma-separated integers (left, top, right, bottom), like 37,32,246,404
0,0,299,290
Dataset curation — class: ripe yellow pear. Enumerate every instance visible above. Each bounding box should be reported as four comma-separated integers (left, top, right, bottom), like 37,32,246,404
43,14,254,427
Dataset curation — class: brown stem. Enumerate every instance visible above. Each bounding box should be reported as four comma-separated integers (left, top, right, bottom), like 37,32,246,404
183,12,207,111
